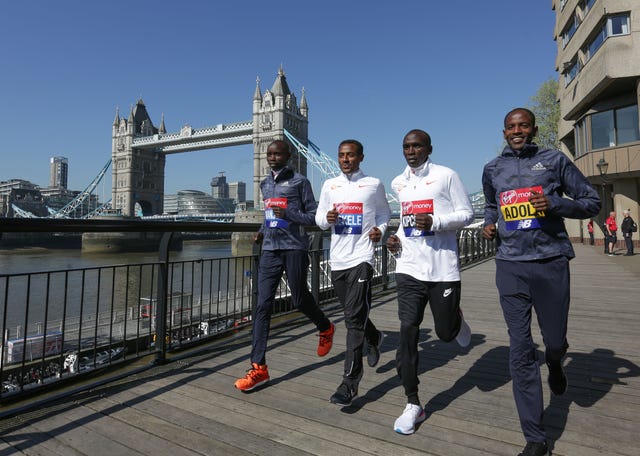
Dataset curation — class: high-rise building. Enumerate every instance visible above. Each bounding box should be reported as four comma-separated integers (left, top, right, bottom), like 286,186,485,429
210,172,229,199
553,0,639,246
50,156,68,189
228,181,246,203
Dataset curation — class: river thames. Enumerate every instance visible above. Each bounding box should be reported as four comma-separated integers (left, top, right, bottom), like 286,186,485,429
0,239,234,275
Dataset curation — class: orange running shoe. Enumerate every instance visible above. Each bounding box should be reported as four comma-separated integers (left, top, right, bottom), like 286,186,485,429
317,322,335,357
234,363,270,392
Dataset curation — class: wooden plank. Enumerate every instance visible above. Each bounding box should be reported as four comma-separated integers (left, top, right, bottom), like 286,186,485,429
1,244,638,456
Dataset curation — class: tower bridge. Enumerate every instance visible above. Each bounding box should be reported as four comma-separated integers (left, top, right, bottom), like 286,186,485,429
112,66,310,217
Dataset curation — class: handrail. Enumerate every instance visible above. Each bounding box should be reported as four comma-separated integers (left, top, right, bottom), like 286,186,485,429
0,218,494,403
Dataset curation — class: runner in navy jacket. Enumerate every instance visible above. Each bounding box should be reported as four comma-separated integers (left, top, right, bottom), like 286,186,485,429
234,140,334,392
482,108,600,456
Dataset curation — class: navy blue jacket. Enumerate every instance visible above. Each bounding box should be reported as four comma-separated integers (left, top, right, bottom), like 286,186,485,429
259,166,317,251
482,143,600,261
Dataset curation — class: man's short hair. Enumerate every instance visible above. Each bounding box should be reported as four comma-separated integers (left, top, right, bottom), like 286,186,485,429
268,139,290,154
504,108,536,127
339,139,364,155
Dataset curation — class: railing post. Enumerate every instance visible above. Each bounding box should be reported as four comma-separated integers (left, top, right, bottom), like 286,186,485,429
310,233,322,304
154,231,173,364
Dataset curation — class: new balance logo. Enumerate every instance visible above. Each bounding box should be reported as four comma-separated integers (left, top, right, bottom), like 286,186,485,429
531,162,547,171
443,288,452,298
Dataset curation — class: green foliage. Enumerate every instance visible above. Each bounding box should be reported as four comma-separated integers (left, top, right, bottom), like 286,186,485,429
528,77,560,150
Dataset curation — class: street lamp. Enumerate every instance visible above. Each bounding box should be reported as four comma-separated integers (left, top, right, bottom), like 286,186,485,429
596,157,609,178
596,158,609,253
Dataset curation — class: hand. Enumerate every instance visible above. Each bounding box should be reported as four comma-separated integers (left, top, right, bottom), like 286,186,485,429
386,234,401,253
254,232,264,244
272,206,285,218
326,209,339,224
368,227,382,242
482,224,497,240
415,213,433,231
529,190,549,212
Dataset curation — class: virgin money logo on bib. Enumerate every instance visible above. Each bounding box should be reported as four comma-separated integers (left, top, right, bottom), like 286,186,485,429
264,198,289,229
401,199,434,237
499,186,545,231
334,202,363,235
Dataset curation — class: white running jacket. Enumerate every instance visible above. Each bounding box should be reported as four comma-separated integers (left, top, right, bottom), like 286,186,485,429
391,160,473,282
316,170,391,271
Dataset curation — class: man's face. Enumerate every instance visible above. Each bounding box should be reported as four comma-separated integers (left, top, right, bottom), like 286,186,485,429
402,132,432,168
338,143,363,174
503,110,538,151
266,143,290,170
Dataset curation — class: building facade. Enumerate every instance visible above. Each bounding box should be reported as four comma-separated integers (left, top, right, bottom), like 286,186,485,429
49,156,68,189
228,181,246,203
553,0,640,248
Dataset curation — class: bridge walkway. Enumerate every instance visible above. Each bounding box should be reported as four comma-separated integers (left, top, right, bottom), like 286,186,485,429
1,244,638,455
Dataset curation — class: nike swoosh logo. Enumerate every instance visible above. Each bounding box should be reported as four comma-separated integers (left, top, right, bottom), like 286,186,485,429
425,181,436,185
443,288,452,297
357,278,367,283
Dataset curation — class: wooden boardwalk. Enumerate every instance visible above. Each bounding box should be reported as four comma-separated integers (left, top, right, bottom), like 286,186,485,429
1,244,639,456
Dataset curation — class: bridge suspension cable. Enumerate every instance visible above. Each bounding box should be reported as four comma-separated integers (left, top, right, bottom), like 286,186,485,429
283,129,399,208
51,159,112,218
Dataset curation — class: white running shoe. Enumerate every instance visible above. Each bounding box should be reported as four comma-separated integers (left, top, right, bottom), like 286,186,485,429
456,315,471,347
393,403,426,435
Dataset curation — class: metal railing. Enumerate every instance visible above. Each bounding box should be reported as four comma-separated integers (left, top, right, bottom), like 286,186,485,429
0,218,494,402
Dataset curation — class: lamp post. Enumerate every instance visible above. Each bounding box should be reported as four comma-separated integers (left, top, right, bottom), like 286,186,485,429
596,158,609,252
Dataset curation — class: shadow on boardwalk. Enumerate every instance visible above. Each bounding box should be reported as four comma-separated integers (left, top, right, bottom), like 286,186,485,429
1,244,639,456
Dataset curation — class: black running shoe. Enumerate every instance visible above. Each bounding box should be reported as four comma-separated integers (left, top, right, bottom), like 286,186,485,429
518,441,549,456
547,361,568,396
329,383,357,406
367,330,385,368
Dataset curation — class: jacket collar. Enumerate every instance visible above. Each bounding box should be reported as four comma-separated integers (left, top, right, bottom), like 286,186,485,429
502,143,539,158
402,159,431,180
340,169,365,181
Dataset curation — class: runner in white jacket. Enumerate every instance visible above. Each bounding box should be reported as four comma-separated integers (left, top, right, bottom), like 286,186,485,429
386,129,474,435
316,139,391,406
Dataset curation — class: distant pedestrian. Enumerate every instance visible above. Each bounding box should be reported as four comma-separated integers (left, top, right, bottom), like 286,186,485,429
234,140,335,392
482,108,600,456
621,209,637,256
605,211,617,255
587,219,594,245
316,139,391,406
386,129,474,435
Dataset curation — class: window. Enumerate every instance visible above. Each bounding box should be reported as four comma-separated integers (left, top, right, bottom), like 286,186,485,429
583,0,596,15
609,14,630,35
562,15,579,47
616,105,640,145
585,14,630,61
591,110,615,149
560,0,568,11
563,60,579,86
575,118,588,157
590,105,639,151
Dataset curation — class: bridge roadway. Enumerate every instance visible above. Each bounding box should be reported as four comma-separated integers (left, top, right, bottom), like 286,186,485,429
1,244,638,455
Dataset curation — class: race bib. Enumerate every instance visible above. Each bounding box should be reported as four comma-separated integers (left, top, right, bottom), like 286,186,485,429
334,202,363,235
500,186,545,231
264,198,288,228
401,199,434,237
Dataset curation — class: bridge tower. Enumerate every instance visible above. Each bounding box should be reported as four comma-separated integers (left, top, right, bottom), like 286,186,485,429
252,67,309,207
111,99,166,217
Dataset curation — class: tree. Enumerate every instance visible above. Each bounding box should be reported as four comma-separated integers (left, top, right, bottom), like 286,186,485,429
528,77,560,150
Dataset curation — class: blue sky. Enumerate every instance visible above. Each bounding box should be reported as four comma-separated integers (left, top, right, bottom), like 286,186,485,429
0,1,558,202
